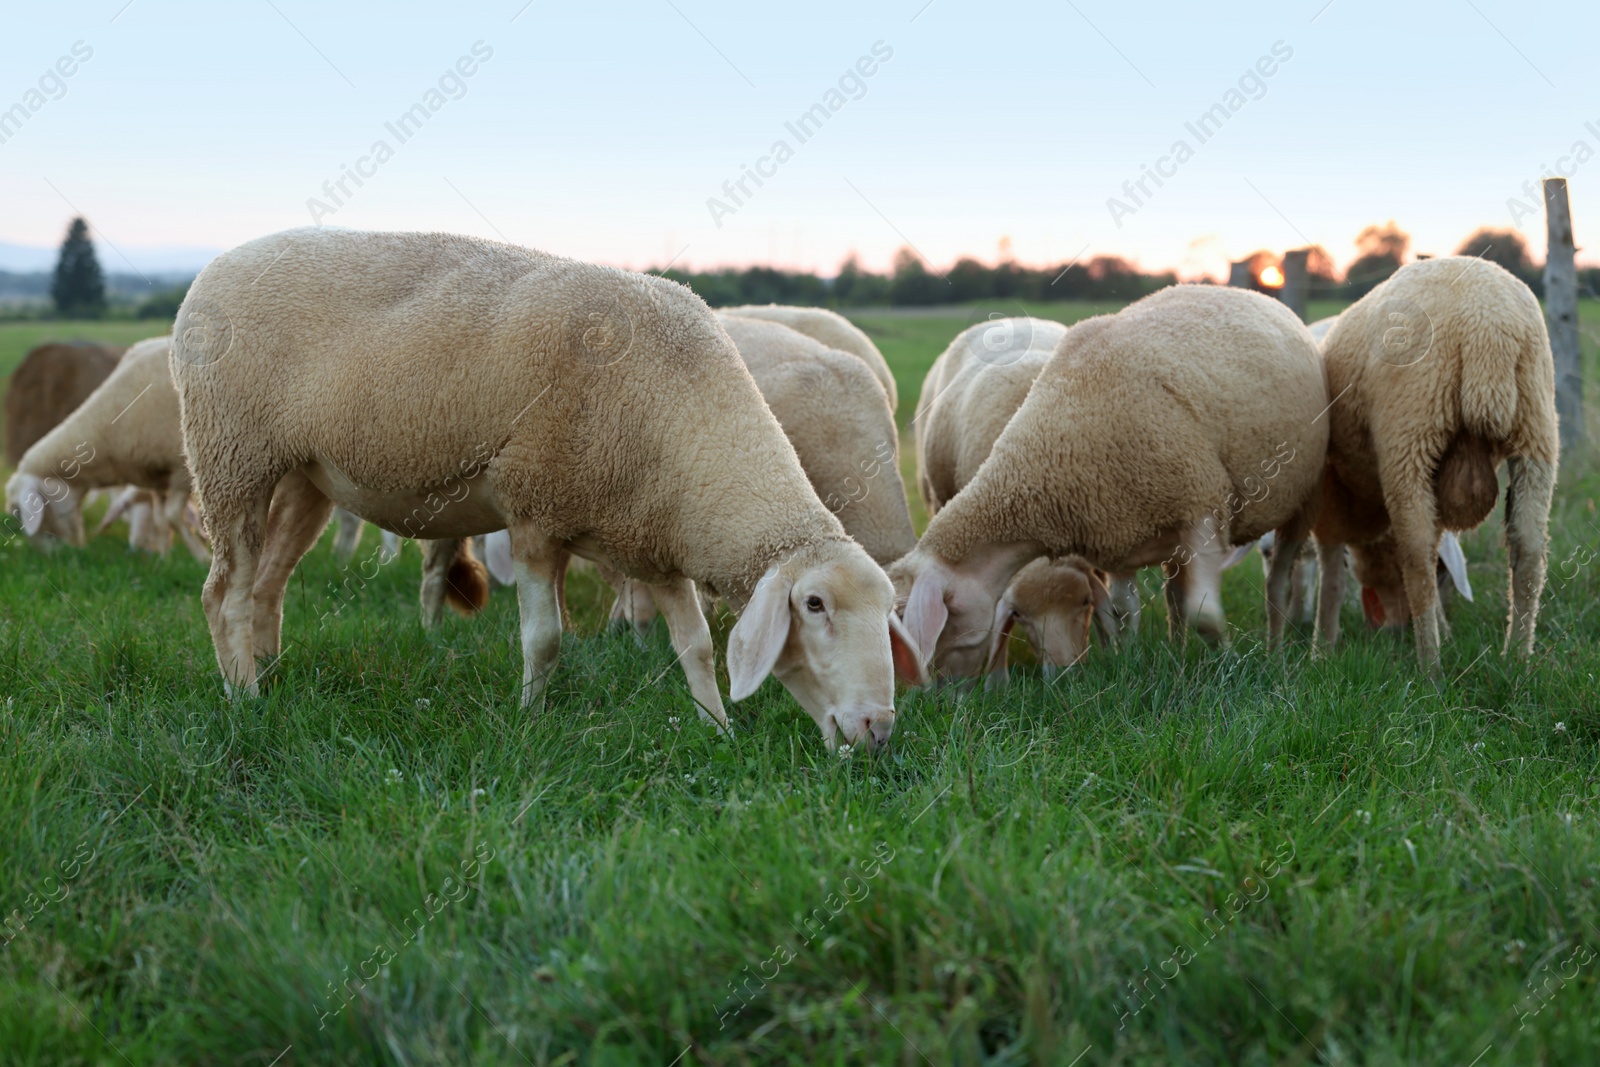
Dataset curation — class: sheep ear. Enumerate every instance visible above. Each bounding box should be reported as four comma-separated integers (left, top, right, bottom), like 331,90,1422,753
14,476,45,537
887,611,928,687
902,570,950,668
1220,541,1256,570
984,597,1017,676
483,530,516,586
727,565,792,701
1437,531,1473,602
1360,587,1386,629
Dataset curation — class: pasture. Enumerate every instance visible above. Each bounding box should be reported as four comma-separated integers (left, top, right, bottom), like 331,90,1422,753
2,306,1599,1066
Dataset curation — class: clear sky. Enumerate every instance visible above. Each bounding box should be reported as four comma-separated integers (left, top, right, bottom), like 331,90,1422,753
2,0,1595,279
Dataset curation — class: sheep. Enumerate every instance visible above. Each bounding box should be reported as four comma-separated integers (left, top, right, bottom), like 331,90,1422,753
1311,256,1558,669
1228,314,1472,635
170,228,924,749
888,285,1328,680
6,336,210,561
423,315,918,633
3,340,123,468
913,315,1130,681
718,304,897,411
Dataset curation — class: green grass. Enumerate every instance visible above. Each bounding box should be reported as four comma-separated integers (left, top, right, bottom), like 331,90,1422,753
2,310,1600,1065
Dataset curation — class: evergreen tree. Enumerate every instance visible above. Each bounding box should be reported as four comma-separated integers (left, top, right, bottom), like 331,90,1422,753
51,217,106,318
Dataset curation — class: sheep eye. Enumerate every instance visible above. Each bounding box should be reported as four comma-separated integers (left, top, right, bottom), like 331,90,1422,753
805,595,825,613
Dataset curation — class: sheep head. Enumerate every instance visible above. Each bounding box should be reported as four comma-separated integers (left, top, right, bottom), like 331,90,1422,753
727,543,924,751
5,472,86,548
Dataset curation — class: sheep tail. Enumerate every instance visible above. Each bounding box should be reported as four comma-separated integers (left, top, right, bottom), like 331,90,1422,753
1456,320,1523,442
444,538,491,617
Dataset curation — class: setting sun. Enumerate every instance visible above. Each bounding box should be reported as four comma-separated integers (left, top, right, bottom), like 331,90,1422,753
1258,265,1286,288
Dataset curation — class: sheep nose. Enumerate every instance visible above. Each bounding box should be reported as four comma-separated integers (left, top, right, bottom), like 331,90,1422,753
865,717,892,747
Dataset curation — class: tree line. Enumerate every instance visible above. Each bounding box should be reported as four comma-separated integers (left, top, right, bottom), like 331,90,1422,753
23,216,1600,321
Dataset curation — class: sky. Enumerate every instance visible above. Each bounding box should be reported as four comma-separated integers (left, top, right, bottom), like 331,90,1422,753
1,0,1596,281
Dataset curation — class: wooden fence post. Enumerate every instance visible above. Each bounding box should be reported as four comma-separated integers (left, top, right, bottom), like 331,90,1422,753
1280,248,1309,322
1544,178,1584,453
1227,261,1253,288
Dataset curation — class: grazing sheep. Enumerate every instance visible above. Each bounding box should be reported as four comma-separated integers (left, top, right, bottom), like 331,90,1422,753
171,228,923,749
888,285,1328,680
3,341,124,468
1311,257,1558,668
6,337,209,560
427,315,917,632
913,315,1126,681
718,304,897,411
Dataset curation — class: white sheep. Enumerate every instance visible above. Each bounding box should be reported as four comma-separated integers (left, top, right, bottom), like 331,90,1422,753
913,315,1130,681
718,304,897,411
888,285,1329,679
170,228,924,749
427,314,917,634
6,336,209,561
1312,257,1558,668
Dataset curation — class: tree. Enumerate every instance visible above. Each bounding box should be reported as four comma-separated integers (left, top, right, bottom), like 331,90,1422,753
888,247,945,306
51,217,106,318
1343,220,1410,300
1454,227,1532,275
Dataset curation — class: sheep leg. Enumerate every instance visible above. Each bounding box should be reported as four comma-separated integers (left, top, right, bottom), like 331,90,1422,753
1504,455,1554,656
250,471,335,660
648,577,730,733
202,492,273,697
1390,511,1444,671
1105,571,1140,644
608,576,660,640
1265,503,1316,647
506,526,568,708
419,538,459,628
165,490,210,562
1170,516,1229,644
1312,538,1346,653
1290,554,1317,628
1161,563,1184,642
332,508,364,563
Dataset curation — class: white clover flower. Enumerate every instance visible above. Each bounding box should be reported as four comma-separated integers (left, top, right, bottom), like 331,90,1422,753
1356,809,1372,825
385,768,402,785
1555,722,1567,733
415,698,431,710
838,744,854,760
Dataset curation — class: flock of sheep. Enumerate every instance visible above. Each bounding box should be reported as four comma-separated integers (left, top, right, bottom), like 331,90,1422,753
4,227,1560,751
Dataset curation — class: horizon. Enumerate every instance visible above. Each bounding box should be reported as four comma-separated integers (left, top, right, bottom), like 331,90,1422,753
2,2,1596,282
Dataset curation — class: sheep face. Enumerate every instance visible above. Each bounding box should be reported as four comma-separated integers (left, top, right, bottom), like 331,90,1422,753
5,472,85,547
727,548,924,751
894,554,1015,683
1002,559,1104,676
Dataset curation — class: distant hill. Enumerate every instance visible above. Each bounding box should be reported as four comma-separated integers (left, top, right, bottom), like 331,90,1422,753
0,269,196,308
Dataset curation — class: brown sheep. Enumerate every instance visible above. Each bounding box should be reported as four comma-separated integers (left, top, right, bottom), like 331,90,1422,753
4,341,123,467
